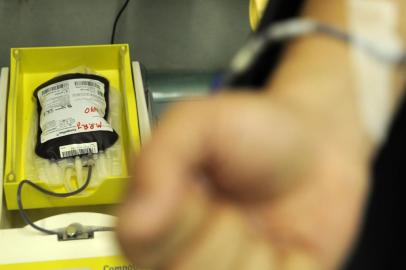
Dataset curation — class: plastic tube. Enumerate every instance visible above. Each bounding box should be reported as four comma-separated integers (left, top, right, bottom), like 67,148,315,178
48,161,63,187
63,167,74,192
74,156,84,187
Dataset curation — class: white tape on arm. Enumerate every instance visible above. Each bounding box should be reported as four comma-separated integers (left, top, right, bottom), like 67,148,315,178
348,0,403,144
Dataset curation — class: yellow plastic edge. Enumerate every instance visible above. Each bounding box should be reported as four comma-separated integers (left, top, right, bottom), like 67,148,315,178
0,255,137,270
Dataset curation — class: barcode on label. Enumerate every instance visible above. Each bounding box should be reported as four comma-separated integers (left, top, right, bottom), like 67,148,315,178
40,83,69,96
74,80,101,89
59,142,98,158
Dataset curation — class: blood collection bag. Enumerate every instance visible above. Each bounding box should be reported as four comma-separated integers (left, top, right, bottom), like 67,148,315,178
33,73,118,160
18,69,123,234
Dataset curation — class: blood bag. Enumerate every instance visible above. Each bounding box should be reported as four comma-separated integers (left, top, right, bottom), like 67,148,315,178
25,67,123,192
34,73,118,160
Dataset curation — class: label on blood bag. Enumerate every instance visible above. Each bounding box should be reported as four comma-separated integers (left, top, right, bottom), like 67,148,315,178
59,142,98,158
37,78,113,143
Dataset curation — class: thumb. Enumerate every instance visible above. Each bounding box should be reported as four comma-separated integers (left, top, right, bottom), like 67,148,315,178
116,101,213,266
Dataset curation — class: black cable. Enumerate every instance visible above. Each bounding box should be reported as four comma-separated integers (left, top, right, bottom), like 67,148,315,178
17,165,93,235
110,0,131,44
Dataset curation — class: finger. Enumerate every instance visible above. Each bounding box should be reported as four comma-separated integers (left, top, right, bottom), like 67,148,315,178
167,203,249,270
121,183,212,268
117,101,213,266
204,93,313,200
235,237,276,270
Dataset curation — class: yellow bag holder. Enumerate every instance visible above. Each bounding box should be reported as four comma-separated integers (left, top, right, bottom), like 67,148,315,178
3,44,141,210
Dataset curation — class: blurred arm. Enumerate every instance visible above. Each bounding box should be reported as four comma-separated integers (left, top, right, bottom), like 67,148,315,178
268,0,406,156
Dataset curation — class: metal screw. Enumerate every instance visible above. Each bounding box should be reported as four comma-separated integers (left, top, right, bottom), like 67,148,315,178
65,223,81,238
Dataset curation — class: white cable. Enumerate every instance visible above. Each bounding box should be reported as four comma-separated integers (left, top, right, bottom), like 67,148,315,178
230,18,406,78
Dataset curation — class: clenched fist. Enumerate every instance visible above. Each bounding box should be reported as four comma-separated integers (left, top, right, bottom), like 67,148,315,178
117,89,370,270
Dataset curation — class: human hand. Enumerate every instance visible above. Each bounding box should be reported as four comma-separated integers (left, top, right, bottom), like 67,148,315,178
117,90,370,270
